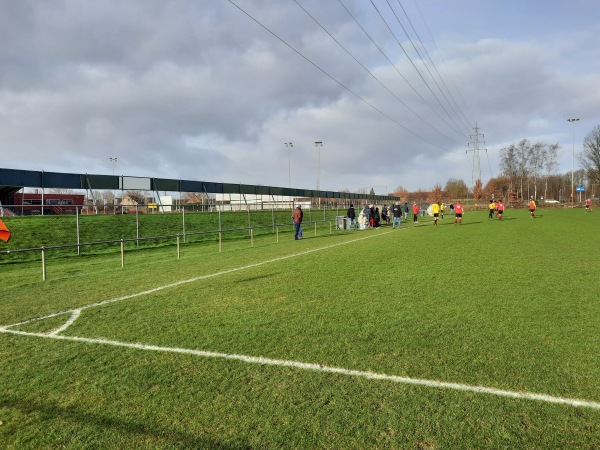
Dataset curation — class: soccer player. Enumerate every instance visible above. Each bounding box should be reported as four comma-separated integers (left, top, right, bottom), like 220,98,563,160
585,198,592,212
497,199,505,221
488,199,495,220
529,197,536,218
412,202,419,223
431,202,440,225
454,201,463,224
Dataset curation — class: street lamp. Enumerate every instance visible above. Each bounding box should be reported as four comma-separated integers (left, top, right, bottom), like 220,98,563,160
284,142,293,188
567,118,579,208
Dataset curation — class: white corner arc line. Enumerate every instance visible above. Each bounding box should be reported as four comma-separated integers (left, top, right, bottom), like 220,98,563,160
3,328,600,411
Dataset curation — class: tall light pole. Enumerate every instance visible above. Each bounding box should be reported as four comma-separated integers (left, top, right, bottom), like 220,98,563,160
109,157,118,175
314,141,323,191
567,118,579,208
109,157,118,209
314,141,323,208
284,142,293,188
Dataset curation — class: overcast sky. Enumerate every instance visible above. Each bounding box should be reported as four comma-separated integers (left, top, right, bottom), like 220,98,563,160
1,0,599,194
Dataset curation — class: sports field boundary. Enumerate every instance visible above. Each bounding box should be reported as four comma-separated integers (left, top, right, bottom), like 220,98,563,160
2,328,599,411
2,226,599,412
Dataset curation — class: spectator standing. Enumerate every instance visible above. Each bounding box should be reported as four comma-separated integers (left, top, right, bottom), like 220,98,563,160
404,202,409,220
362,204,371,227
392,203,402,229
374,207,381,227
412,202,419,223
292,205,303,240
454,201,464,224
449,203,454,215
347,203,356,230
381,205,388,224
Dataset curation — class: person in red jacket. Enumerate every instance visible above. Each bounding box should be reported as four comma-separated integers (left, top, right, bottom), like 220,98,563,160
292,205,303,240
454,201,464,224
412,202,419,223
497,199,505,221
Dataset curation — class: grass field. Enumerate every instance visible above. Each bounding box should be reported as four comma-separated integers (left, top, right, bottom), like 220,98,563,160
1,207,599,448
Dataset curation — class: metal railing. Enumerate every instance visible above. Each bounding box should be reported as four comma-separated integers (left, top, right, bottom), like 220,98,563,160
0,219,356,280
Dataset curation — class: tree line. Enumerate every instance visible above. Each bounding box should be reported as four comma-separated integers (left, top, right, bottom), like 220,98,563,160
392,125,600,204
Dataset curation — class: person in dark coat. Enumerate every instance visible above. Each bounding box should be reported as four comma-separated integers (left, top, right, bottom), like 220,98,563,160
347,204,356,230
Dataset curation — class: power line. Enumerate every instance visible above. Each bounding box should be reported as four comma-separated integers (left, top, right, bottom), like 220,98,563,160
368,0,468,139
410,0,473,129
392,0,473,132
336,0,464,145
295,0,462,146
384,0,470,136
226,0,453,152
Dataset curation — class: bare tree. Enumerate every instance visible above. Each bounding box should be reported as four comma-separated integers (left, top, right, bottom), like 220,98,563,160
500,139,560,201
544,143,560,200
516,139,530,200
499,143,519,198
529,142,546,199
580,125,600,184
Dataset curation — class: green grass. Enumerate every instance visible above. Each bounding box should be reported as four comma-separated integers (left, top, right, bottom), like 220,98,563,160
1,208,599,448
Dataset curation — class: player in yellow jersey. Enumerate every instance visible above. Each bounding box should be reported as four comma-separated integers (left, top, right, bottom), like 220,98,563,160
488,199,495,220
431,202,440,225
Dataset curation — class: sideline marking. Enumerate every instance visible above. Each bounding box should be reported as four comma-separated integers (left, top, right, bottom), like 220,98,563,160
3,328,600,411
3,230,394,331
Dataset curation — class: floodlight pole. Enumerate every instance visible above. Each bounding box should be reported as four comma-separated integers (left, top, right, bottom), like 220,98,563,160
284,142,293,188
567,118,579,209
314,141,323,207
109,157,118,210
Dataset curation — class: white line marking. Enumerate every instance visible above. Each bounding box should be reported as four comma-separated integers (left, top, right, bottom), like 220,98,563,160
2,230,393,332
48,309,81,336
3,328,600,410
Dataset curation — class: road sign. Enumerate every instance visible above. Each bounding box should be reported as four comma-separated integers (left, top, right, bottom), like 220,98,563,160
576,186,585,192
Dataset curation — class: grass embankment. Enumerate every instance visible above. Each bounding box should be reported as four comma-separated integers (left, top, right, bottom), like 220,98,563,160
0,207,346,262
